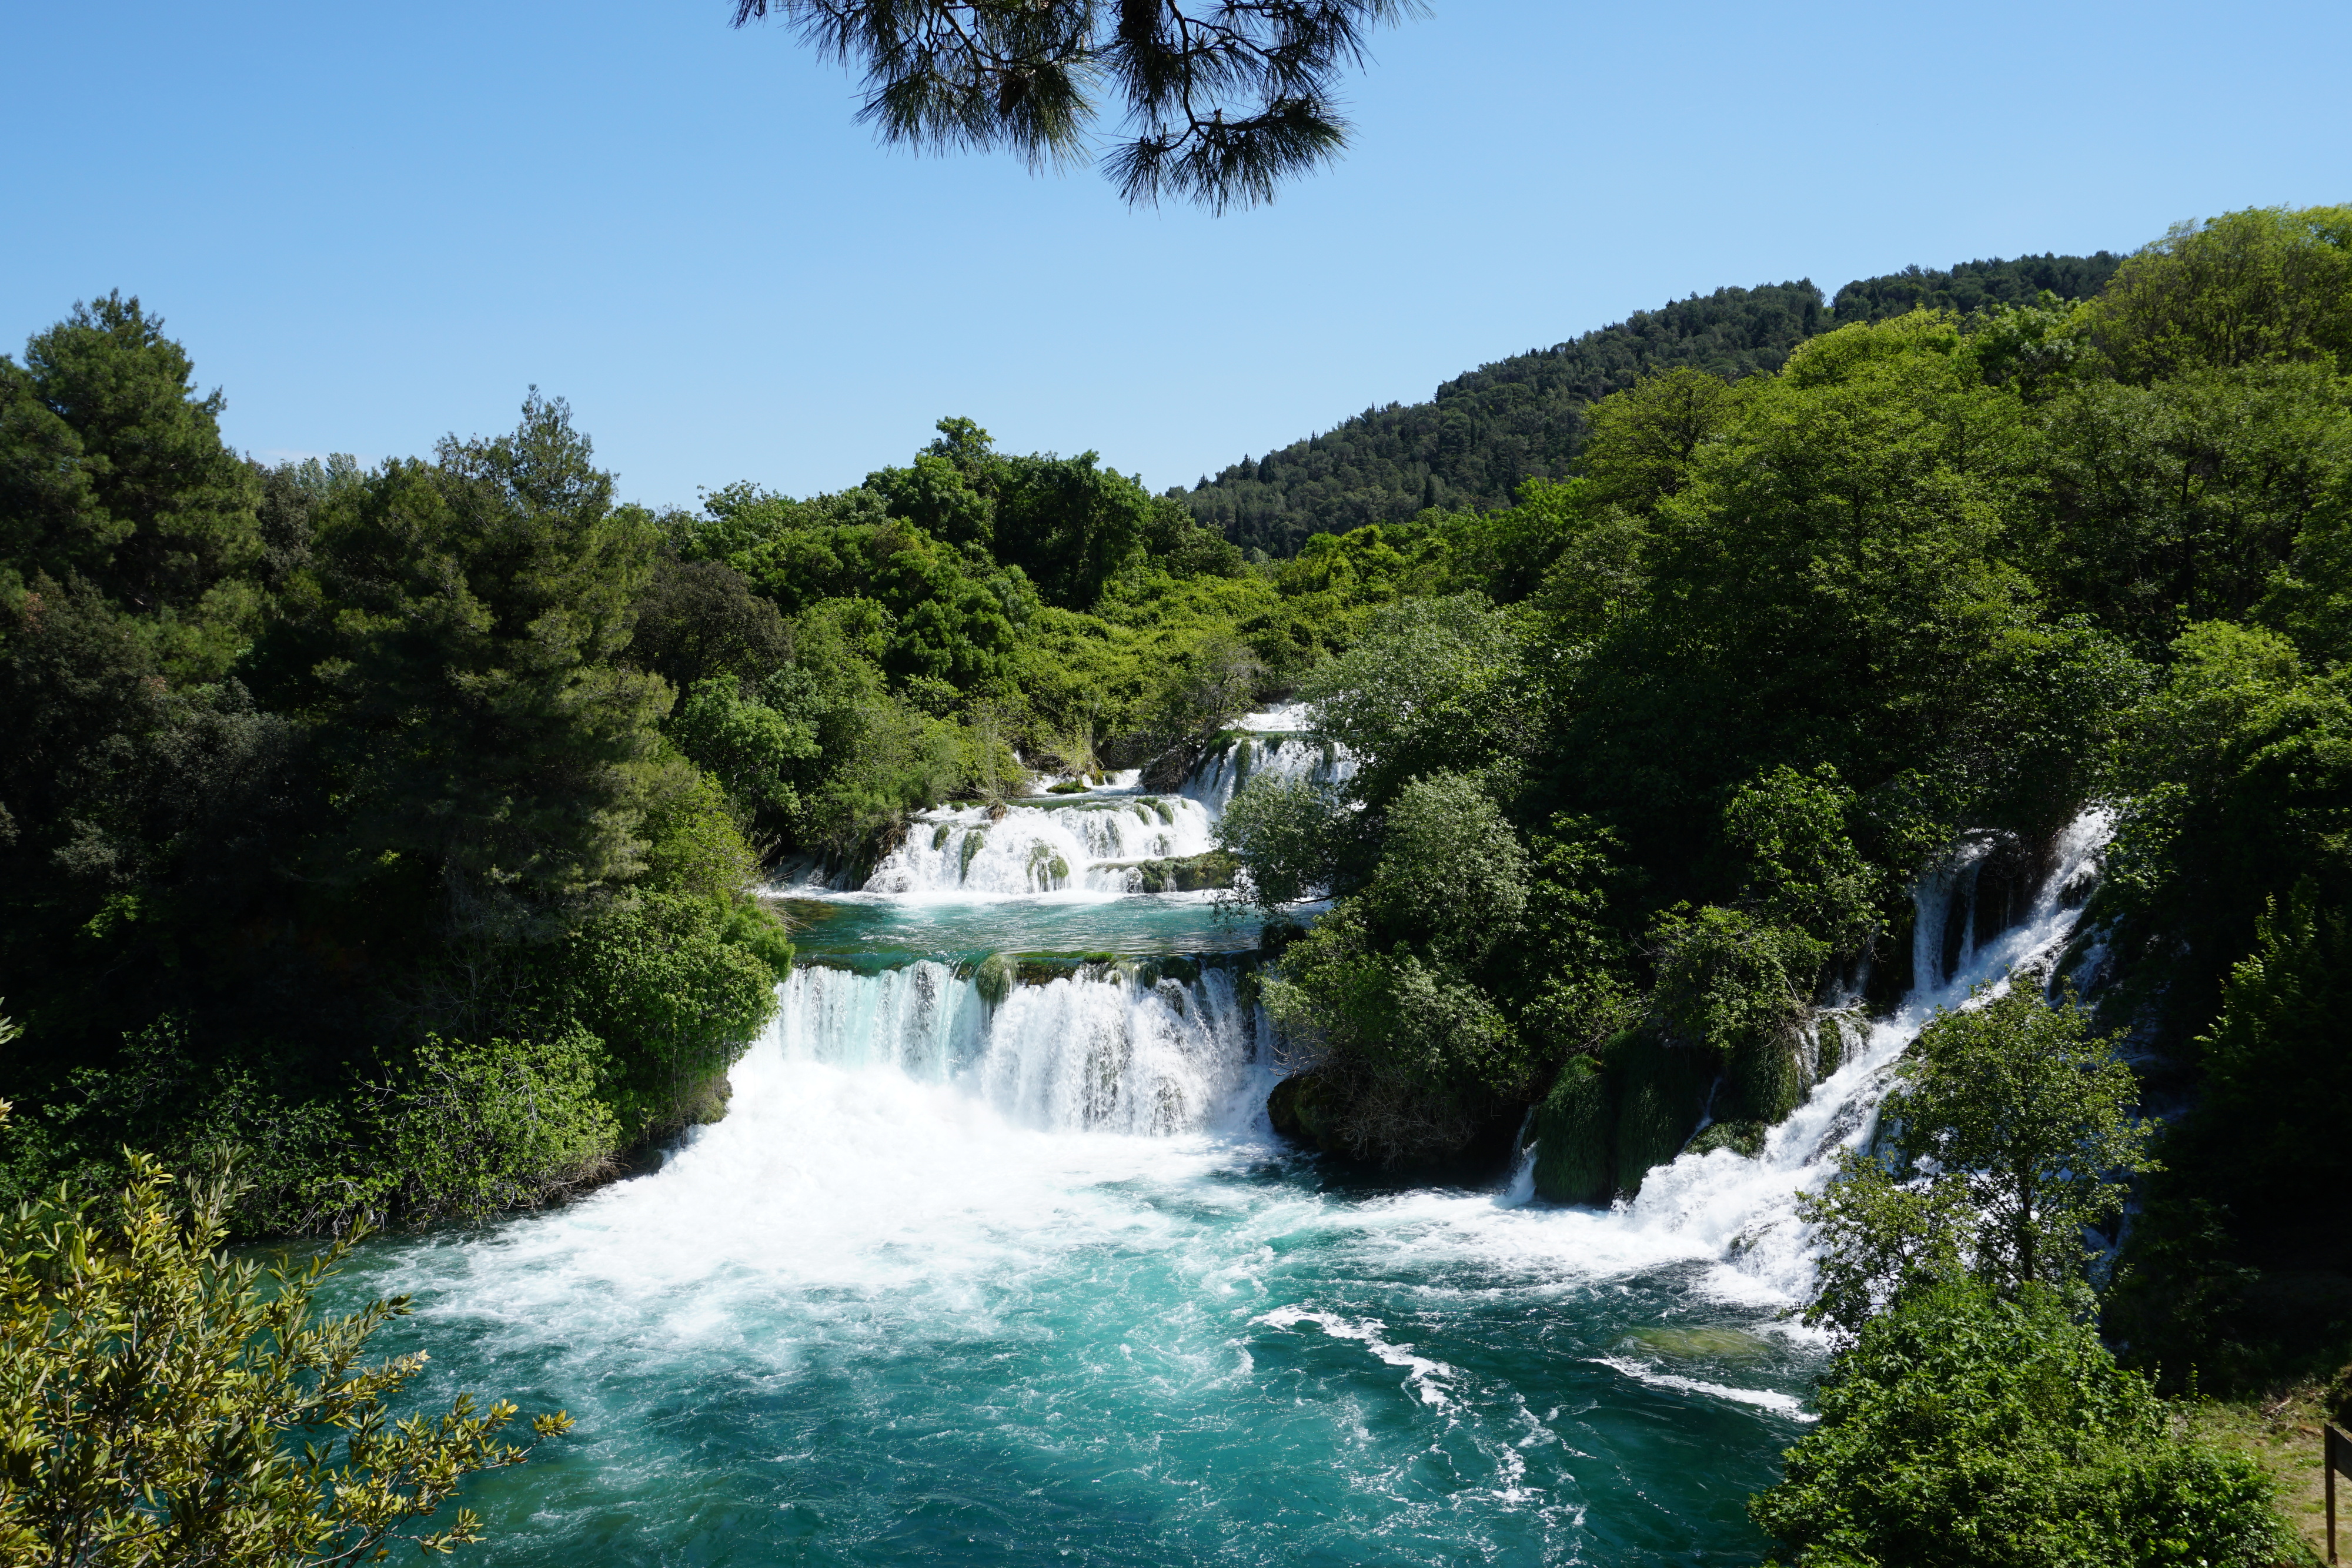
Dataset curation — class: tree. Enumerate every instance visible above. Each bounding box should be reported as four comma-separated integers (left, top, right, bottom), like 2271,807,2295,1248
0,292,262,681
1799,987,2153,1339
2084,204,2352,383
730,0,1426,211
0,1151,570,1563
261,392,671,940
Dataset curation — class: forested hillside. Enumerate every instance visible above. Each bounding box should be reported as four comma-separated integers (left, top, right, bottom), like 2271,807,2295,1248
1179,252,2122,554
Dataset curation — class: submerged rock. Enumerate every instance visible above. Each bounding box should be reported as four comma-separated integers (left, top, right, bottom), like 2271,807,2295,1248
1622,1326,1776,1362
1267,1071,1338,1148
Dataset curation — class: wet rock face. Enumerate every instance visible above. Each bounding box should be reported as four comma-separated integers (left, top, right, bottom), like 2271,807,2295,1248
1267,1071,1335,1148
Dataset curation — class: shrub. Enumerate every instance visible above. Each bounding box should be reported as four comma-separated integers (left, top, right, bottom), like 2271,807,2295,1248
0,1152,572,1562
1752,1281,2287,1568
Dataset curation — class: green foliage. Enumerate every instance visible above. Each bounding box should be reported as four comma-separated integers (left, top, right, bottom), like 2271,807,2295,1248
973,952,1014,1008
1363,772,1529,961
1799,988,2153,1340
1214,774,1349,908
1182,258,2121,554
1301,592,1529,807
732,0,1419,212
262,391,669,934
1259,905,1513,1162
1829,252,2126,325
0,292,263,680
1648,905,1823,1123
2085,205,2352,382
1752,1280,2286,1568
2110,883,2352,1385
561,892,782,1139
865,418,1160,610
2189,883,2352,1222
2097,620,2352,1050
2032,360,2352,654
362,1030,622,1226
669,674,819,823
1568,312,2048,860
1724,764,1877,954
0,1152,572,1563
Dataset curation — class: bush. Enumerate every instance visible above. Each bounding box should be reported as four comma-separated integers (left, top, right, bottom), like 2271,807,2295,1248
562,892,781,1139
1752,1281,2287,1568
0,1152,572,1562
362,1030,622,1226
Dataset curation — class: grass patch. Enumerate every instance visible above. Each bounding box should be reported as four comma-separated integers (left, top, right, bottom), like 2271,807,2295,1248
2185,1385,2336,1564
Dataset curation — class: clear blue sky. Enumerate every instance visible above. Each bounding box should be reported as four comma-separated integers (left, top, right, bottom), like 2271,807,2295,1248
5,1,2346,509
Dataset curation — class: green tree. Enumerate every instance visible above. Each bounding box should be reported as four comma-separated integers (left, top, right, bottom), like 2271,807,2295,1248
0,292,262,680
730,0,1426,210
0,1152,571,1563
1799,988,2153,1339
262,392,670,938
562,892,786,1139
2084,204,2352,383
1752,1280,2286,1568
2032,360,2352,653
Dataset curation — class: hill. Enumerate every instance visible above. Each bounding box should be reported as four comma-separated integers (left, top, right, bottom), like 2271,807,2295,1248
1178,252,2123,555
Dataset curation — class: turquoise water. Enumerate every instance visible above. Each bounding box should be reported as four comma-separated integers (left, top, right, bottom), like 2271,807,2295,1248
336,1049,1811,1566
779,892,1271,970
334,803,2107,1564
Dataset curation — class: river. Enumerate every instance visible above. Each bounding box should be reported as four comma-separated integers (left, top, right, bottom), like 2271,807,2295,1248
326,717,2106,1566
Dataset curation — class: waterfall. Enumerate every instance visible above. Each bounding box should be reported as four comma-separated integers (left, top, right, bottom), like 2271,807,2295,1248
1179,731,1356,815
1598,808,2112,1302
356,716,2119,1562
862,795,1219,895
776,960,1277,1136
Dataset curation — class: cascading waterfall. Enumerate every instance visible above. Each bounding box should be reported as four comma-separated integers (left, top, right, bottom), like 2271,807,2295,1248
340,702,2113,1568
1178,731,1356,815
1593,809,2112,1303
863,795,1218,895
779,960,1276,1135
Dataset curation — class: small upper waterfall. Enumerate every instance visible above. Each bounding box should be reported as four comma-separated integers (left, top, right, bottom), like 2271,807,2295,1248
863,795,1218,895
1178,730,1355,815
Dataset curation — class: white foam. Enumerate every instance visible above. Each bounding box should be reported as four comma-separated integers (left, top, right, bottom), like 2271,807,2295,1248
1590,1356,1816,1420
1254,1306,1462,1409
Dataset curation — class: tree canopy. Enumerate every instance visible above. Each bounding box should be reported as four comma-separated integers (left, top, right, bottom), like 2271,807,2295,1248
730,0,1425,210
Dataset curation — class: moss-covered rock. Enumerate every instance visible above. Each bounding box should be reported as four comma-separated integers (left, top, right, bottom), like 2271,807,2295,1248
1814,1012,1849,1079
1532,1054,1614,1205
1725,1029,1803,1125
1127,850,1239,892
973,951,1014,1008
1608,1032,1712,1197
1267,1070,1338,1148
1685,1119,1767,1158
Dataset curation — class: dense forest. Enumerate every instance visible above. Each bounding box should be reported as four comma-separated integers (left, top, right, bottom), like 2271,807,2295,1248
4,203,2351,1563
1177,252,2123,553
